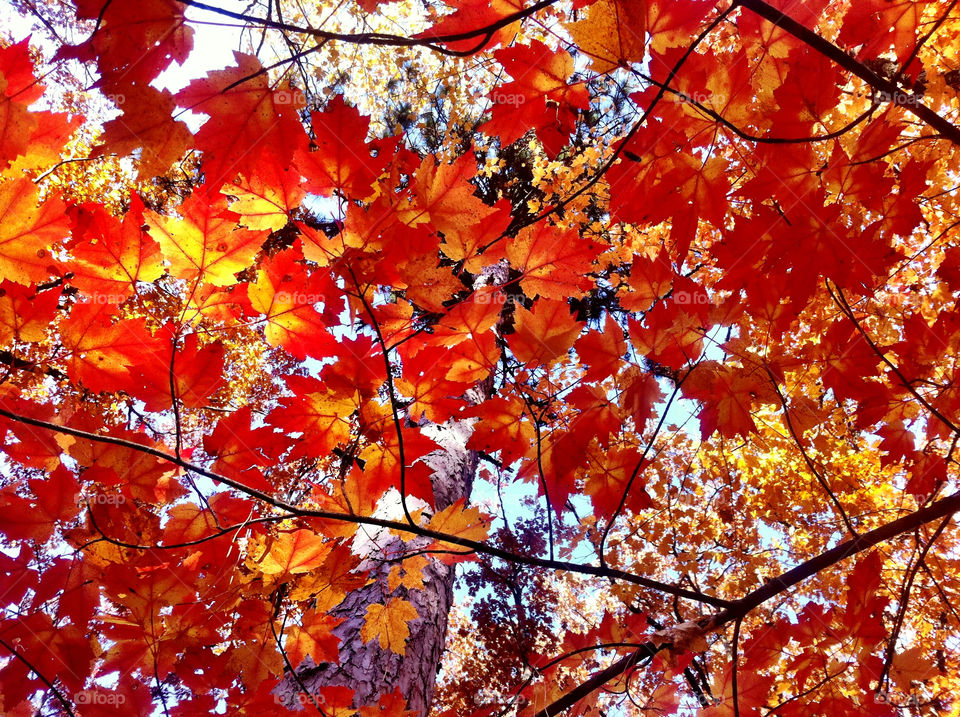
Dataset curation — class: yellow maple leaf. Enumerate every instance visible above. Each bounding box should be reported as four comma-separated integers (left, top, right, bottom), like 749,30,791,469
222,161,305,232
425,499,492,545
360,598,419,655
387,555,430,592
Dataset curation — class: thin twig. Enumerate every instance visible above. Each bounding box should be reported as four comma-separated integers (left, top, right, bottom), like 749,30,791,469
0,638,77,717
0,405,732,607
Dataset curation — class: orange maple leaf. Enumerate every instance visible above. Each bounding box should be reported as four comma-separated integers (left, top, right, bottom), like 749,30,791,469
566,0,647,74
0,178,66,285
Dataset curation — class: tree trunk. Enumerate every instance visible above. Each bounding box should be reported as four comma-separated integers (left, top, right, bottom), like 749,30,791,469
276,414,482,714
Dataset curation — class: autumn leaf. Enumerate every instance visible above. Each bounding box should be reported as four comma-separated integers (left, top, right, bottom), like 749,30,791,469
620,249,674,312
620,366,664,432
399,153,498,235
0,466,79,542
254,529,333,576
3,3,960,715
506,222,602,300
56,0,193,88
268,375,356,459
66,196,165,300
843,551,889,644
203,405,288,492
700,665,773,716
421,289,503,382
294,95,389,200
223,158,306,232
482,41,589,153
493,41,588,107
575,314,627,383
905,452,946,497
424,498,492,551
566,0,647,74
583,447,650,517
359,691,419,717
838,0,924,63
361,598,419,655
0,66,36,170
131,329,226,411
0,614,94,693
145,187,265,287
878,420,916,466
628,299,706,370
465,395,535,466
175,52,304,187
246,244,341,359
0,39,44,106
396,349,473,423
889,646,937,690
415,0,525,52
509,299,584,365
0,280,58,346
284,609,343,668
59,302,163,395
92,85,192,178
683,361,769,440
162,501,222,546
645,0,714,53
65,422,187,504
0,178,66,285
30,465,81,528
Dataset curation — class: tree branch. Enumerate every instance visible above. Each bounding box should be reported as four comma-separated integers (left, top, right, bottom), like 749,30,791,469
828,280,960,436
174,0,560,57
0,637,77,717
0,405,732,608
536,487,960,714
738,0,960,144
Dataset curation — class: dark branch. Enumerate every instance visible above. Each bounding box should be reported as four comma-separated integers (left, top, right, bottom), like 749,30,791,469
0,405,733,608
738,0,960,144
536,487,960,713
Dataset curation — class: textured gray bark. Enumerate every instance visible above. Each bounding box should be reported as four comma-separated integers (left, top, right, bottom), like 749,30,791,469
277,262,505,713
275,415,481,715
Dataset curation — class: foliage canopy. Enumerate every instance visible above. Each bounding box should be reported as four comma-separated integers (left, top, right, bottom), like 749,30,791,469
2,0,960,715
